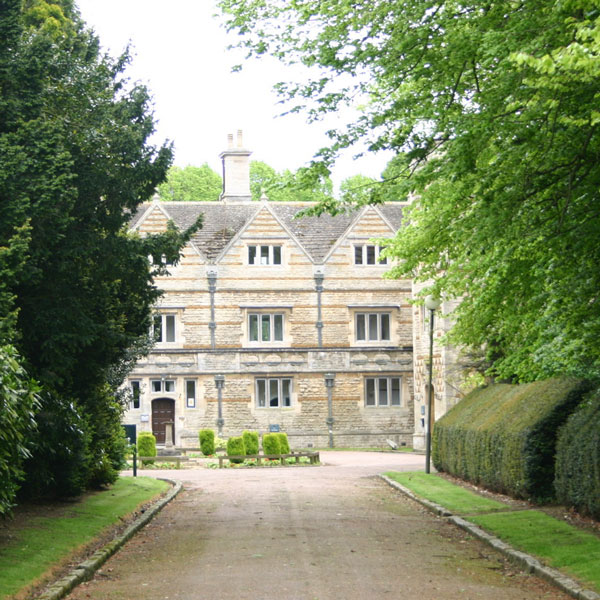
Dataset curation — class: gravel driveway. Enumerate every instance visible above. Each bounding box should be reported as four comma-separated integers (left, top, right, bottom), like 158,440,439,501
66,451,568,600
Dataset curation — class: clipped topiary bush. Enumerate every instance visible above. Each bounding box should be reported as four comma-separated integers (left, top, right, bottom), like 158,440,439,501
432,378,590,502
138,432,157,466
226,436,246,464
554,390,600,519
199,429,215,456
262,433,281,455
276,432,290,454
242,430,259,455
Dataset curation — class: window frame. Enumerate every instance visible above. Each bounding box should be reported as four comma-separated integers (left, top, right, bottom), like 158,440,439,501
248,312,285,343
152,313,177,343
355,312,391,342
185,379,196,408
354,244,387,266
248,244,283,266
364,377,402,407
255,377,293,408
130,380,141,410
150,378,176,394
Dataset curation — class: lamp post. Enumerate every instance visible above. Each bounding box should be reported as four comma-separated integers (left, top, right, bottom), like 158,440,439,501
214,374,225,437
424,295,441,474
324,373,336,448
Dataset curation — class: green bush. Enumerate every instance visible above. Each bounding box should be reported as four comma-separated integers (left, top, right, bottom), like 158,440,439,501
214,436,227,451
555,390,600,519
242,430,259,455
432,378,590,502
199,429,215,456
226,436,246,463
276,432,290,454
0,346,39,516
138,432,157,465
262,433,281,455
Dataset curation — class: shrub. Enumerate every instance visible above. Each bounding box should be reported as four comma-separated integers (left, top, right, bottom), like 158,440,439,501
242,430,259,455
226,436,246,464
276,432,290,454
138,432,157,465
555,390,600,519
214,436,227,452
199,429,215,456
432,378,590,502
0,346,39,516
262,433,281,455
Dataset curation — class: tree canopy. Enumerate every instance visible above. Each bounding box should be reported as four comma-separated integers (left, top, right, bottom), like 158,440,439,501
157,164,223,201
0,0,199,505
219,0,600,382
250,160,333,202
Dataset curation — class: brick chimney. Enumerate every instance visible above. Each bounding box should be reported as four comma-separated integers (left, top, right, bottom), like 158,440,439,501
219,130,252,203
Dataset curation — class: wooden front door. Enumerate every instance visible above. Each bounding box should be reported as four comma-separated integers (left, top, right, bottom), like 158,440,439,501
152,398,175,444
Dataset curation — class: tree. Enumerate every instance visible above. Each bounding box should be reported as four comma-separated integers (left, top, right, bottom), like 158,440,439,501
0,0,200,499
219,0,600,381
157,164,222,202
250,160,333,202
339,174,378,206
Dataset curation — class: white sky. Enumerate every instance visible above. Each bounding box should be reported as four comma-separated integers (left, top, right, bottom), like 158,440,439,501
76,0,392,188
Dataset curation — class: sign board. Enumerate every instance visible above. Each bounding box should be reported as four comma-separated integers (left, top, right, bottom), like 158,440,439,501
140,414,149,422
122,424,137,444
269,424,280,432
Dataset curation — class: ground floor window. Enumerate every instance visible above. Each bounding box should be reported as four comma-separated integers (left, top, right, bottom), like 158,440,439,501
256,377,292,408
365,377,402,407
186,379,196,408
151,378,175,393
130,380,141,409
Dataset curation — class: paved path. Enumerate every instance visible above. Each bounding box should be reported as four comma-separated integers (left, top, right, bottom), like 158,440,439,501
67,452,568,600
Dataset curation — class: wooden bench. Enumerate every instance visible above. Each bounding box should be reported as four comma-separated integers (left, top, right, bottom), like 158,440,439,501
137,455,190,469
218,451,320,468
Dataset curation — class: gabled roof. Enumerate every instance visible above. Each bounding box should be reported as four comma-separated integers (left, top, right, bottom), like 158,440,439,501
130,201,406,264
269,204,359,263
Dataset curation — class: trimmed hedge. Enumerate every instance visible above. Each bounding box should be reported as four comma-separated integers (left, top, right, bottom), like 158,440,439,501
432,378,590,502
276,432,290,454
137,432,157,466
555,391,600,519
226,436,246,463
242,430,259,455
262,433,281,455
199,429,215,456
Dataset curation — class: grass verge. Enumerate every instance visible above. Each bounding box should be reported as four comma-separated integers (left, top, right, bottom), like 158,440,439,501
384,471,507,514
385,471,600,594
471,510,600,592
0,476,169,599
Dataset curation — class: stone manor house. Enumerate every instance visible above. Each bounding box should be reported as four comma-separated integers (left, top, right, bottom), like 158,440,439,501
124,132,461,450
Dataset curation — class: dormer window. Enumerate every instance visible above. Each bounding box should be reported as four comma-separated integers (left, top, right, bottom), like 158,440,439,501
248,245,282,265
354,244,387,265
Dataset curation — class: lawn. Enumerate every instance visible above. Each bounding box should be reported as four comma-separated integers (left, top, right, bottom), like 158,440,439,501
384,471,507,514
471,510,600,592
0,477,169,599
385,471,600,594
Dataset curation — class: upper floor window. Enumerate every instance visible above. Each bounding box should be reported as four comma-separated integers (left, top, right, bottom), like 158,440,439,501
356,312,391,342
256,377,292,408
152,314,176,343
151,379,175,393
354,244,387,265
248,244,282,265
130,380,141,409
249,313,284,343
365,377,402,407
